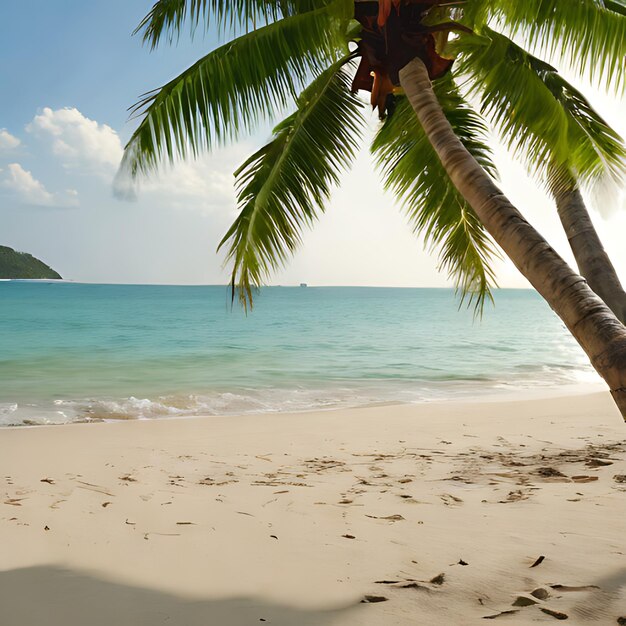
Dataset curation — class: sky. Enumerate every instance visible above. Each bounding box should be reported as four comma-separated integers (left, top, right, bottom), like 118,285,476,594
1,1,625,289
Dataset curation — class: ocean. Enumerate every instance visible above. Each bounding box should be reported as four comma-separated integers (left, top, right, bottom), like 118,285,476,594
0,282,598,426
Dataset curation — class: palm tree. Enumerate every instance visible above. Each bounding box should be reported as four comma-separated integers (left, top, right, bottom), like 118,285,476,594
551,181,626,324
120,0,626,417
451,24,626,324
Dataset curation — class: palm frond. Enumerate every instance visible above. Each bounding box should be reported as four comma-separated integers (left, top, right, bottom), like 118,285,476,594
218,60,365,308
371,77,499,314
454,28,626,191
135,0,337,49
465,0,626,92
604,0,626,16
543,70,626,191
121,6,349,178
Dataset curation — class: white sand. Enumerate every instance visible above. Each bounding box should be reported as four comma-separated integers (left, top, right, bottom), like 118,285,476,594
1,392,625,625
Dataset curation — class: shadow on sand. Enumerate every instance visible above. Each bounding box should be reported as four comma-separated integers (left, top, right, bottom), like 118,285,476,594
0,565,357,626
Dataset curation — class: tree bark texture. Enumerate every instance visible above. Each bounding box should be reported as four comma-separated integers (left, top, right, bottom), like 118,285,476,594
398,57,626,419
552,182,626,325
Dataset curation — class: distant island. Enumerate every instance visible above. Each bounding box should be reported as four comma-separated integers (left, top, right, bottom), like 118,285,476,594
0,245,62,279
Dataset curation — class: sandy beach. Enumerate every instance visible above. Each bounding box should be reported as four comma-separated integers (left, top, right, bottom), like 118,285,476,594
1,391,625,625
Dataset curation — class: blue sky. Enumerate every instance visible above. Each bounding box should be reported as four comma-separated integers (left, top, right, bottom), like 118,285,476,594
0,2,211,132
1,2,625,288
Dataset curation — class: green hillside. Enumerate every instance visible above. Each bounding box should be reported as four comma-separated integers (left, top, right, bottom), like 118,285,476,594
0,246,62,279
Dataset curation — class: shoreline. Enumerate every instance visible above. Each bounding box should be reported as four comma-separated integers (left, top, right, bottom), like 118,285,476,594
1,391,624,624
1,380,606,429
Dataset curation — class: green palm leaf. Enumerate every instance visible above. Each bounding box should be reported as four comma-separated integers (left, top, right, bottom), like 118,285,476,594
218,60,365,308
135,0,335,49
454,28,626,190
543,70,626,191
604,0,626,16
121,5,349,178
371,78,499,314
465,0,626,92
135,0,255,48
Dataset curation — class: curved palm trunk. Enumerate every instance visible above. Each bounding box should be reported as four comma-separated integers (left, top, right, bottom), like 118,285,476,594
398,57,626,419
551,181,626,325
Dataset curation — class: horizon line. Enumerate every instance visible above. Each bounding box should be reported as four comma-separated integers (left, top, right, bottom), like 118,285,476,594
3,279,535,291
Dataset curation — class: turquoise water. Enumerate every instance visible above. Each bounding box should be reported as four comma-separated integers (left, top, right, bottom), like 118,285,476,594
0,282,597,426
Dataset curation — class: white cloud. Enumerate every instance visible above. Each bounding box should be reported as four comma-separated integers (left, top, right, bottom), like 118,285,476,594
148,157,238,210
27,107,123,172
0,129,21,150
1,163,79,207
26,106,242,214
2,163,55,205
114,143,249,215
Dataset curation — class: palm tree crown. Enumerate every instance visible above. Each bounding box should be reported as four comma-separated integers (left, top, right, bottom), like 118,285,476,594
120,0,626,312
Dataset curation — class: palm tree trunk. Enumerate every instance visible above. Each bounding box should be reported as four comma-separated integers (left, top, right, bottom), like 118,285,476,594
551,180,626,325
398,57,626,419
